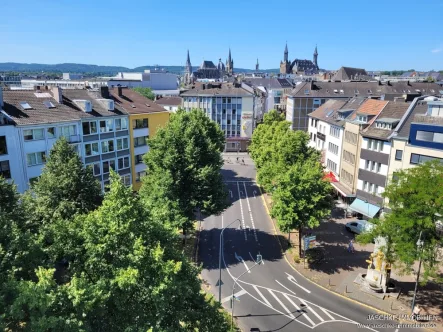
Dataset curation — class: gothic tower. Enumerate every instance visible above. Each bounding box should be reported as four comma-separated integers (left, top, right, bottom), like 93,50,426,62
226,48,234,75
280,42,290,74
184,50,193,84
255,58,259,71
313,45,318,69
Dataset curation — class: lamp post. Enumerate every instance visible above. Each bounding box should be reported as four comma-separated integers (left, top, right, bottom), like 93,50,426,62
231,254,263,330
219,218,242,303
411,231,424,315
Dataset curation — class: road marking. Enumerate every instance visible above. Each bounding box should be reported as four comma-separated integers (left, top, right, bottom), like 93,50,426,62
243,182,258,242
299,299,325,322
285,273,311,293
235,252,250,273
253,285,272,307
225,180,255,183
229,190,233,198
236,182,247,241
283,294,316,326
221,289,247,304
268,290,295,319
275,280,296,295
320,307,335,320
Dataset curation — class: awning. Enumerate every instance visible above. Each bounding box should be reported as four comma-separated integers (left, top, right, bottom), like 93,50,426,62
323,171,338,182
349,198,381,218
331,181,355,197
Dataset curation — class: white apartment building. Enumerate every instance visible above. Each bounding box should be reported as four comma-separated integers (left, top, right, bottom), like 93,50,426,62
1,86,132,192
21,78,107,89
108,70,178,91
180,82,255,151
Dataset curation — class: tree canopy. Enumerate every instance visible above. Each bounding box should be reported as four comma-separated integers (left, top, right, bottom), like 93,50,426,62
140,108,228,232
133,87,156,100
358,160,443,282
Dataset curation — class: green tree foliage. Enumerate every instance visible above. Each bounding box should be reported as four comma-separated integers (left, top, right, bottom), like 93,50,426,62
140,109,228,232
133,87,156,100
271,160,333,256
357,160,443,282
26,137,102,224
249,110,320,192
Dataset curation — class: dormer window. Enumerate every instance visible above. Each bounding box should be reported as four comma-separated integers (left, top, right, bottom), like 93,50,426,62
357,115,367,122
375,121,391,130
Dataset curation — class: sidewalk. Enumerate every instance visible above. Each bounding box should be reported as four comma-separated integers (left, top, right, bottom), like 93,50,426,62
261,190,443,331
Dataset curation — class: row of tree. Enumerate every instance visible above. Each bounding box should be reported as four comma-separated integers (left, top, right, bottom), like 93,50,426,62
0,109,230,331
249,110,333,256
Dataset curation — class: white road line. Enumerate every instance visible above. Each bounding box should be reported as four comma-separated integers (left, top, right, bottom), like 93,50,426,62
234,252,250,273
283,294,316,326
299,299,325,322
268,290,295,319
275,280,296,295
229,190,233,198
320,307,335,320
243,182,258,242
285,273,311,293
221,289,247,304
225,180,255,183
253,285,272,307
236,182,248,241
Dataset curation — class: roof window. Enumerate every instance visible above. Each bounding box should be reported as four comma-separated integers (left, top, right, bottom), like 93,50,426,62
367,89,372,94
304,89,310,95
43,100,55,109
20,102,32,110
340,89,344,94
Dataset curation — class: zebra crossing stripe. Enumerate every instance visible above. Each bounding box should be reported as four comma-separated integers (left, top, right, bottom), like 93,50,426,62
253,285,272,307
299,299,325,322
320,307,335,320
236,182,247,241
268,290,295,319
283,294,315,326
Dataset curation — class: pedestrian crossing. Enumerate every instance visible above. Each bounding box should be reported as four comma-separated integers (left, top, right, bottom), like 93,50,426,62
237,281,355,329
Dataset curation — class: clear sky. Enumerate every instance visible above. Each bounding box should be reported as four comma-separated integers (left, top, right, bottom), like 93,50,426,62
1,0,442,71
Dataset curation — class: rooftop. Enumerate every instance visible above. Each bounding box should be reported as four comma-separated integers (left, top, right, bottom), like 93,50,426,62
308,99,350,126
242,78,292,90
394,99,429,139
154,96,182,106
109,87,169,115
180,82,253,97
348,99,388,124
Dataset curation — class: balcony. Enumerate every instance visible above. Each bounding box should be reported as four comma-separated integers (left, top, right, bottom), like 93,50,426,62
65,134,81,143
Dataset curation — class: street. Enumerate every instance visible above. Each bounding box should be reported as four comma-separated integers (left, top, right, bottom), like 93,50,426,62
199,154,424,332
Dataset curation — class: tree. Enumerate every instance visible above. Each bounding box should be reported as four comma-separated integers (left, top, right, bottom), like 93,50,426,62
249,110,320,192
140,109,228,233
133,87,156,100
26,137,102,224
358,160,443,282
270,160,333,256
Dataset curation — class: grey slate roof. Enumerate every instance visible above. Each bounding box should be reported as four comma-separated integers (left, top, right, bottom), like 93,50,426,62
180,83,253,97
331,67,369,81
394,99,429,139
154,96,182,106
242,78,292,90
308,99,350,126
200,61,217,69
361,101,410,140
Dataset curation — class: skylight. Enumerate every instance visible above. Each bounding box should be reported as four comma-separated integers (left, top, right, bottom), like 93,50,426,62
340,89,344,94
333,89,338,93
326,110,334,117
43,100,55,109
304,89,310,95
131,104,136,108
367,89,372,94
354,89,359,94
20,102,32,110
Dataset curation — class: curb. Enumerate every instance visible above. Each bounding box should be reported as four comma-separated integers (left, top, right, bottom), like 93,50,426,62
257,185,438,330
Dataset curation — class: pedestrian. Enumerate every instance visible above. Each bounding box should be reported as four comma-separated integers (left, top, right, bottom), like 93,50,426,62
242,158,244,165
348,240,354,253
236,157,239,162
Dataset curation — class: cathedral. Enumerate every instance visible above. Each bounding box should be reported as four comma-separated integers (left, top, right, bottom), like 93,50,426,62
280,43,319,75
183,49,234,85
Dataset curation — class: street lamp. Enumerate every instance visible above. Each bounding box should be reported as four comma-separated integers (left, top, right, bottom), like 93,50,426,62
219,218,242,303
231,254,263,330
411,231,424,315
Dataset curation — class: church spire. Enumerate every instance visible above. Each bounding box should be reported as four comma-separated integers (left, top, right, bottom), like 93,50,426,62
256,58,259,71
228,48,232,63
284,42,288,62
186,49,191,67
313,44,318,68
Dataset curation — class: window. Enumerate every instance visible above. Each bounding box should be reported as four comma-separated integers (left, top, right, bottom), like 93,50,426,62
23,128,44,141
410,153,443,165
47,127,56,138
374,185,379,195
121,174,131,186
376,162,381,173
313,98,321,105
93,163,101,176
341,169,354,186
102,160,116,174
115,118,128,131
133,118,148,129
365,160,370,170
20,102,32,110
118,156,130,170
60,125,75,138
343,150,355,165
26,152,46,166
363,181,368,191
371,161,376,172
410,153,420,164
101,140,115,153
330,126,340,138
135,154,144,164
344,130,357,145
357,115,367,122
327,159,337,173
0,160,11,179
84,142,99,156
0,136,7,155
136,171,146,182
395,149,403,161
416,130,443,143
100,119,114,133
82,121,97,135
328,142,339,155
116,137,129,150
134,136,148,147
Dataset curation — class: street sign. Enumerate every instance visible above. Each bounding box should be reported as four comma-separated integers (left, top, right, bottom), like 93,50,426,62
303,235,316,251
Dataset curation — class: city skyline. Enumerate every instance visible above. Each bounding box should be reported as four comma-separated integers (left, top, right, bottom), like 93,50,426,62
1,0,442,71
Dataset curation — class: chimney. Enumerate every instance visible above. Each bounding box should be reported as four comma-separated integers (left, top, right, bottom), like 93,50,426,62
117,86,123,97
100,86,110,99
202,84,206,90
407,80,410,86
51,86,63,104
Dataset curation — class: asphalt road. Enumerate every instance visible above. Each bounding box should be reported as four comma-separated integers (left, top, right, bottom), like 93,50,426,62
200,155,424,332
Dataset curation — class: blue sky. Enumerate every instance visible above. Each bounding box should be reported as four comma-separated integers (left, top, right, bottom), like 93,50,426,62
1,0,442,71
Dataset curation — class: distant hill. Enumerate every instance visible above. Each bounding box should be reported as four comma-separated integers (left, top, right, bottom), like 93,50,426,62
0,62,279,75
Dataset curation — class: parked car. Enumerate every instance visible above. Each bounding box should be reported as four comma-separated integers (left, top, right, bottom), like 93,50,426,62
345,220,374,234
